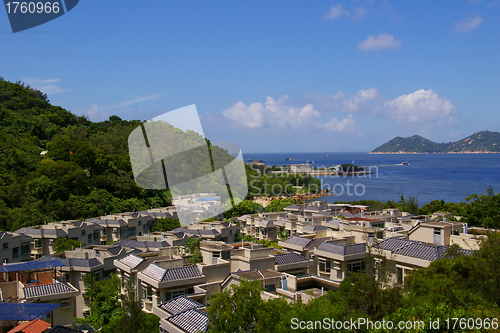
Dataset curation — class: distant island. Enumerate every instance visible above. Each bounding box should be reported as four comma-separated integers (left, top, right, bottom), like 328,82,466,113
371,130,500,154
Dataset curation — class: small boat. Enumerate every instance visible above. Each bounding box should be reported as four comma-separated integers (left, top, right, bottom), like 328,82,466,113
326,154,330,157
247,159,252,162
285,158,293,161
402,161,409,165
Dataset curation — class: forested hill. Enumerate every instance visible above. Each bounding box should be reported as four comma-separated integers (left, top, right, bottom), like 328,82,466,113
0,79,173,231
371,131,500,153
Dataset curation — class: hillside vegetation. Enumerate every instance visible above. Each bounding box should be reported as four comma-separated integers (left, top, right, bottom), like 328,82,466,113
372,131,500,153
0,79,316,232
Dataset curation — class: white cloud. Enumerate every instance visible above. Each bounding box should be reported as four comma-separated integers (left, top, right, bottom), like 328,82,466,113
222,96,359,134
322,2,400,23
343,87,379,112
22,77,72,95
323,114,358,132
304,91,345,109
221,101,265,129
357,34,401,51
454,14,483,33
383,89,456,124
323,4,349,20
222,96,322,129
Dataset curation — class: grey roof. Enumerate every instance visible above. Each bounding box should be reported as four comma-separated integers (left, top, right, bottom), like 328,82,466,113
88,218,127,227
114,239,170,250
71,220,85,228
141,264,202,282
376,237,474,261
302,225,327,232
15,227,67,238
39,255,102,268
275,252,310,265
281,237,312,248
314,210,334,216
258,220,276,228
159,295,204,315
107,246,123,256
316,242,367,256
221,221,230,227
167,308,208,333
304,206,321,211
285,205,303,210
117,254,144,269
141,264,167,281
48,325,81,333
163,266,202,282
24,281,76,298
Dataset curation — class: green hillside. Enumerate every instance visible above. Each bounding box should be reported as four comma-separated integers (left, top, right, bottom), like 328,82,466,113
371,131,500,153
0,78,174,231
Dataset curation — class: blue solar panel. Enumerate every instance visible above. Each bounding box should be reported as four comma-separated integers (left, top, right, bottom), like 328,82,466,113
0,259,65,273
0,303,60,321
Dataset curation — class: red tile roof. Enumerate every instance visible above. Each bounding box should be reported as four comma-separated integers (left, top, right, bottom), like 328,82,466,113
7,318,51,333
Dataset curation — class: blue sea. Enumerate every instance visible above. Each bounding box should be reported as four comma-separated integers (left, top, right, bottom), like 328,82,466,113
243,152,500,205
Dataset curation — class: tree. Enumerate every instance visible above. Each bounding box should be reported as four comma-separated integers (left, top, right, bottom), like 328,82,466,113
223,200,263,219
181,237,203,264
265,198,300,213
53,237,84,253
151,217,181,232
82,273,121,330
106,279,159,333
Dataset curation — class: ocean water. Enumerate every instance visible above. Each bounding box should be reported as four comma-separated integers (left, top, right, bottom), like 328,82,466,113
243,152,500,205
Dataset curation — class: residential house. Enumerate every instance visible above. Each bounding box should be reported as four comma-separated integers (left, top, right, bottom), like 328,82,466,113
0,231,32,264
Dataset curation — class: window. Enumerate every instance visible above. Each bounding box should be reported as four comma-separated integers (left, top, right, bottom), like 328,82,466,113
63,273,70,283
35,254,41,260
12,247,19,259
230,230,232,235
88,234,93,244
213,252,220,258
138,221,142,225
121,228,128,237
397,267,403,284
22,243,30,254
319,259,331,273
100,229,106,236
368,233,375,243
347,261,364,273
61,300,70,308
434,228,441,236
34,239,42,248
2,243,8,250
127,227,136,237
221,251,230,260
261,228,267,236
265,284,276,292
81,230,86,236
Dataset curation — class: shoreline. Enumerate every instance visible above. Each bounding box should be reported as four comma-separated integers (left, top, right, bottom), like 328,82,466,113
252,189,333,207
369,151,500,154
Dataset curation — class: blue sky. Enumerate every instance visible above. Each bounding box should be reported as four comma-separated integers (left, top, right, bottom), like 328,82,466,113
2,0,500,153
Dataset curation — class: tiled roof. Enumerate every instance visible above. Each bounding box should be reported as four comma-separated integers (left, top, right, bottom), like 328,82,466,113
142,264,202,282
24,281,77,298
7,318,51,333
159,295,204,315
47,326,81,333
281,237,312,248
141,264,167,281
316,242,367,256
117,254,144,269
107,246,123,256
285,205,303,210
275,252,310,266
221,221,230,227
163,266,202,282
167,308,208,333
376,237,474,261
302,225,327,232
114,239,170,250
